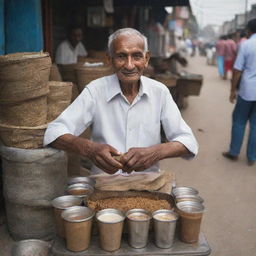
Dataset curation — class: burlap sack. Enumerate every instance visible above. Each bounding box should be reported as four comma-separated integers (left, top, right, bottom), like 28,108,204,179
91,170,174,192
47,81,72,122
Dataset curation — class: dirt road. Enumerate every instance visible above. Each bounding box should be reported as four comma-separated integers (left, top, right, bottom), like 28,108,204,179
161,56,256,256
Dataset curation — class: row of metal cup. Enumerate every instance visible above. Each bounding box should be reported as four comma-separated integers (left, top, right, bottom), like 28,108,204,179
172,186,205,243
52,194,179,252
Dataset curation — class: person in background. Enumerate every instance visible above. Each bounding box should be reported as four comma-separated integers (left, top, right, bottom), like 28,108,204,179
55,24,88,64
222,18,256,166
44,28,198,175
215,36,225,78
237,30,247,51
223,34,237,80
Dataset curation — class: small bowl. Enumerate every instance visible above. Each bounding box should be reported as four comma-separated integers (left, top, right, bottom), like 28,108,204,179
12,239,51,256
67,176,96,187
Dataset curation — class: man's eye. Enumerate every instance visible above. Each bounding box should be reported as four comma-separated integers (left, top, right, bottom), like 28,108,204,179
133,54,143,60
116,54,126,59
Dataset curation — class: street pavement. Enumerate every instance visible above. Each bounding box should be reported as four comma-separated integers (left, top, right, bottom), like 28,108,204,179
1,55,256,256
161,55,256,256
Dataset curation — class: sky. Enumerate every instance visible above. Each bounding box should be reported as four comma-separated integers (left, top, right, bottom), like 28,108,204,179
190,0,256,28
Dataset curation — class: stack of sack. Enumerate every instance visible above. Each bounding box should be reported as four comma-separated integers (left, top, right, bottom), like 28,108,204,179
0,52,73,149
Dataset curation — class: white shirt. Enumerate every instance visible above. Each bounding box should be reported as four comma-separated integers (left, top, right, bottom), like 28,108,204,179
55,40,88,64
44,74,198,173
234,34,256,101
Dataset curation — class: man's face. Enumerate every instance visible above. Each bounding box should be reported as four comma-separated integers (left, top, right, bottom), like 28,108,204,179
108,34,150,86
69,28,83,48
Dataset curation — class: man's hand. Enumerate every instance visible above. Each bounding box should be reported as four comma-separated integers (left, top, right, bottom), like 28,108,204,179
87,141,123,174
51,134,123,174
230,90,237,103
121,145,161,173
230,68,242,104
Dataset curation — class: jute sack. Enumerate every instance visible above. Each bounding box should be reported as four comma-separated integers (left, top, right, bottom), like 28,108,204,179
47,81,73,122
0,52,51,103
91,170,172,192
0,123,47,149
0,95,47,126
75,66,113,93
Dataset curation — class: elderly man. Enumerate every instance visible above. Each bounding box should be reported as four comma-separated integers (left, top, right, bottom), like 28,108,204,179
223,19,256,166
55,24,88,64
44,28,198,174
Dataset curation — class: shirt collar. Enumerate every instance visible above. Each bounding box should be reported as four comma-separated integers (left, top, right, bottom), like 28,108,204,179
107,74,150,102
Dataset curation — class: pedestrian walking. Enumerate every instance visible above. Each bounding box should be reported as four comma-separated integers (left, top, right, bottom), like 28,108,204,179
223,18,256,166
223,35,237,80
215,36,225,78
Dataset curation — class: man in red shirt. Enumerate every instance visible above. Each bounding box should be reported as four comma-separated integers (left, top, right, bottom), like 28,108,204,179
223,35,237,80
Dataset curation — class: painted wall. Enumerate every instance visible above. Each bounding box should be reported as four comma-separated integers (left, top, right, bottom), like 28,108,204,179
0,0,4,55
5,0,43,53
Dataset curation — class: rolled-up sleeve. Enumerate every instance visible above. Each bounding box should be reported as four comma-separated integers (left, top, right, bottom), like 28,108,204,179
161,90,198,156
43,88,94,146
234,44,245,71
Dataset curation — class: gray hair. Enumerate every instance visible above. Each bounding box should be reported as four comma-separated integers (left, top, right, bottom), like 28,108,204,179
108,28,148,56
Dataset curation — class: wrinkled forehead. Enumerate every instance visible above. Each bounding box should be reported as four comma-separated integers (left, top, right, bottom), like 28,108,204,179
112,34,145,52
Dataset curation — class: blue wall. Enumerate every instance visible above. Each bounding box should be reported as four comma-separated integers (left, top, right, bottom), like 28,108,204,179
0,0,4,55
5,0,43,54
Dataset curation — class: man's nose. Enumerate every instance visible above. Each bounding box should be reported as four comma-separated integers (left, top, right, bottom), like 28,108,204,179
125,56,135,69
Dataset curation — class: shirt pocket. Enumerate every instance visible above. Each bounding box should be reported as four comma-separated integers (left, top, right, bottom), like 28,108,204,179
139,121,161,147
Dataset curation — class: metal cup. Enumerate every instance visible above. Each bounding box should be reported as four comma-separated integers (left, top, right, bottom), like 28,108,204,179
153,209,179,248
66,183,94,202
62,206,95,252
172,186,199,197
67,176,96,187
175,194,204,204
51,195,82,238
126,209,152,249
176,201,204,243
96,208,125,252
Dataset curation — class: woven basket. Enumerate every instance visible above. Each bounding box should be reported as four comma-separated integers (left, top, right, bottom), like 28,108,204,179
49,64,62,81
88,50,107,60
0,95,48,126
177,74,203,96
0,52,51,103
0,123,47,149
75,66,113,92
47,81,73,122
57,63,83,84
154,73,178,88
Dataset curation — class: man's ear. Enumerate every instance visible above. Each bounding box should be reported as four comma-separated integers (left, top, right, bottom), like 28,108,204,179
145,51,151,67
